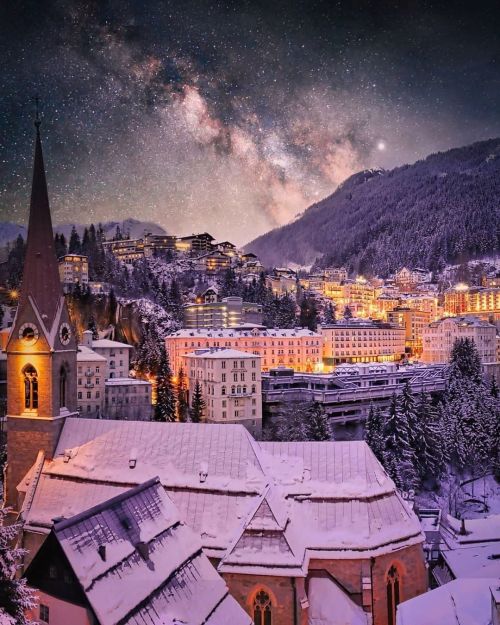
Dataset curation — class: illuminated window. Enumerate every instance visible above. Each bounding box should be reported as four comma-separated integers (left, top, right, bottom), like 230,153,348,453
253,590,272,625
23,365,38,411
386,565,400,625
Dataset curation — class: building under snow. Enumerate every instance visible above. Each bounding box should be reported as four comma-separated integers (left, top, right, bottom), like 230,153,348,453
24,477,251,625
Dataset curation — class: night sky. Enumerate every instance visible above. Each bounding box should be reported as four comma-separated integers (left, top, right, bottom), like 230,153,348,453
1,1,499,245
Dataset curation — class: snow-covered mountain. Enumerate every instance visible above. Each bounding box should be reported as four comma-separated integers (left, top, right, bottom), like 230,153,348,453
0,218,166,247
245,138,500,274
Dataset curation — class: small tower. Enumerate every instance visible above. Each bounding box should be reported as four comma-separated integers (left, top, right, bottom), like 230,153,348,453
5,111,78,509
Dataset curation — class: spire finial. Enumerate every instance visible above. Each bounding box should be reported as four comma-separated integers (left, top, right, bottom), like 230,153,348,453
34,94,41,132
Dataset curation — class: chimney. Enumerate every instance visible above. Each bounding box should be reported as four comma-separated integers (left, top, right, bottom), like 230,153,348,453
98,545,106,561
136,541,149,560
82,330,93,348
459,518,467,535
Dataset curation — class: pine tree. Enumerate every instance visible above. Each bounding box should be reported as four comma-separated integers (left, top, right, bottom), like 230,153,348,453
364,403,385,462
87,316,99,339
449,337,482,385
169,278,184,323
177,365,189,422
343,305,353,320
275,293,297,328
68,226,82,254
0,508,36,624
383,393,419,491
490,376,499,399
274,402,308,441
154,345,176,422
190,380,206,423
306,402,333,441
299,297,318,331
400,382,422,454
323,302,336,324
414,392,447,483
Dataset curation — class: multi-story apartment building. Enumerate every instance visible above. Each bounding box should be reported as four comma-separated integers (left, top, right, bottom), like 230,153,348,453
76,341,106,417
375,295,401,320
58,254,89,292
400,293,440,320
104,378,152,420
184,296,263,329
194,250,231,273
166,327,322,376
421,316,497,364
394,267,430,292
387,307,431,357
266,269,297,295
184,348,262,436
324,266,348,282
321,320,406,369
340,279,376,317
175,232,215,254
90,338,133,379
101,238,144,262
444,284,470,315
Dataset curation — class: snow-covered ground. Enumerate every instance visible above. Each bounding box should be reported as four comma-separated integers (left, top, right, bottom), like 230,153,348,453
416,473,500,519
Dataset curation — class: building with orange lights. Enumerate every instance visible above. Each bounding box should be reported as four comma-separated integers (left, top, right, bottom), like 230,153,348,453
321,320,406,369
387,307,431,357
184,296,263,329
421,316,497,364
58,254,89,292
166,326,322,376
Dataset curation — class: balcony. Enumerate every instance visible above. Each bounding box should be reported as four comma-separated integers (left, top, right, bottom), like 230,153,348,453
84,382,94,389
85,370,93,377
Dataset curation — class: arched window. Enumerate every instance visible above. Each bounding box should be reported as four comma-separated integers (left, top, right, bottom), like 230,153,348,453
386,565,400,625
243,386,247,394
59,365,68,409
253,590,272,625
23,365,38,411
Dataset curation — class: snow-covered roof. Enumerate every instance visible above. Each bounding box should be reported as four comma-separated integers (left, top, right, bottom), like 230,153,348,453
34,478,251,625
185,348,260,360
170,327,320,338
445,513,500,545
442,543,500,579
22,421,423,566
308,576,368,625
396,578,497,625
77,345,107,362
91,338,133,349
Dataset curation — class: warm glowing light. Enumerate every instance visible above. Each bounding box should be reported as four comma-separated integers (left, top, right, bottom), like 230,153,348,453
10,290,19,299
376,140,386,151
455,282,469,292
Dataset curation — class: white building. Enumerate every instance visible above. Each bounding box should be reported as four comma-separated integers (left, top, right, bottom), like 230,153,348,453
58,254,89,292
421,316,497,364
90,337,133,378
104,377,152,420
184,348,262,436
76,342,106,417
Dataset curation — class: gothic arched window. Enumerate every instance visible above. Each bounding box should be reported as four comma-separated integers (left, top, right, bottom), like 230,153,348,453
253,590,272,625
386,565,400,625
59,365,68,409
23,365,38,411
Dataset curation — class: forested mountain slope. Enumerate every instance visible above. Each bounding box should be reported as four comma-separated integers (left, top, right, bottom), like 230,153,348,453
246,138,500,274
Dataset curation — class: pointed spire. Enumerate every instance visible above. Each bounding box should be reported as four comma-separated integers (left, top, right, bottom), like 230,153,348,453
19,107,63,328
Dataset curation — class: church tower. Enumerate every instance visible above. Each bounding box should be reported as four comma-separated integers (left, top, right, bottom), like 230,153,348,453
5,113,78,509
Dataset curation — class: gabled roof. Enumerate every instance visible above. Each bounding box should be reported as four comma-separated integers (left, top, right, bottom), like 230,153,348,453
22,421,423,561
27,478,251,625
219,485,307,576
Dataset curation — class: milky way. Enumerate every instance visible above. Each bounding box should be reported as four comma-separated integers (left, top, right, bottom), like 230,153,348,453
1,1,499,245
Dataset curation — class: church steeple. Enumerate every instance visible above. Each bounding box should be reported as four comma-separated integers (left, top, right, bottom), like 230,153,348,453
19,110,63,329
5,110,78,510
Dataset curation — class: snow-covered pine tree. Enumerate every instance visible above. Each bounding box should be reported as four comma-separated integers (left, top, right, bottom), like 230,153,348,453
154,344,176,422
383,393,419,491
275,293,297,328
0,508,36,624
400,382,422,455
323,302,336,325
364,403,385,462
414,392,447,483
306,402,333,441
274,402,309,441
449,337,482,385
190,380,206,423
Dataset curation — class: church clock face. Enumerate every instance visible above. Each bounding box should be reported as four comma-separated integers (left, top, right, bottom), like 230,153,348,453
19,322,39,346
59,322,72,346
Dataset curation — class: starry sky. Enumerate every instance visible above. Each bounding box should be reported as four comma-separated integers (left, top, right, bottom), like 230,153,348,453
1,0,499,246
